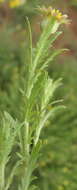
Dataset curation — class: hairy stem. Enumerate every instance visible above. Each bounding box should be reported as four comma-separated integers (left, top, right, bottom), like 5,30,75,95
0,163,5,190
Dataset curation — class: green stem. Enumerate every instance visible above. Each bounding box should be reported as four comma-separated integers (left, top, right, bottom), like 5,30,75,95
0,163,5,190
22,166,32,190
25,120,29,156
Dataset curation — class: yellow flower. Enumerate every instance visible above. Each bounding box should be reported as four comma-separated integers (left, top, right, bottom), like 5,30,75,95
38,6,69,24
39,161,46,167
63,180,69,186
0,0,4,3
9,0,24,8
47,105,52,110
58,186,64,190
63,167,69,173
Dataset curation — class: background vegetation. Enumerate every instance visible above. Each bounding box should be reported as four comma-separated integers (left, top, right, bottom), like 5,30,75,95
0,0,77,190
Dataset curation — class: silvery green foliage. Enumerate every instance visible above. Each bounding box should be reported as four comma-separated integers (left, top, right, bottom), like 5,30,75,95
0,112,21,190
0,16,65,190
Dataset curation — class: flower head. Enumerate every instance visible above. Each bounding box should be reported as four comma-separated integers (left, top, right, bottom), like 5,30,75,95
0,0,5,3
38,6,70,24
9,0,25,8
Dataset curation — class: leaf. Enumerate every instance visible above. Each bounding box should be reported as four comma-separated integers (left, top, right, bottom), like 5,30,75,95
34,105,65,145
33,30,62,72
5,161,20,190
0,111,21,164
40,105,66,129
41,76,62,110
26,17,33,68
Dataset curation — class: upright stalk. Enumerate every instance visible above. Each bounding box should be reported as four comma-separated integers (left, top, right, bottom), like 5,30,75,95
0,163,5,190
24,119,29,158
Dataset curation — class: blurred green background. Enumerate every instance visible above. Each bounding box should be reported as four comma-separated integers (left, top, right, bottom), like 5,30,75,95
0,0,77,190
